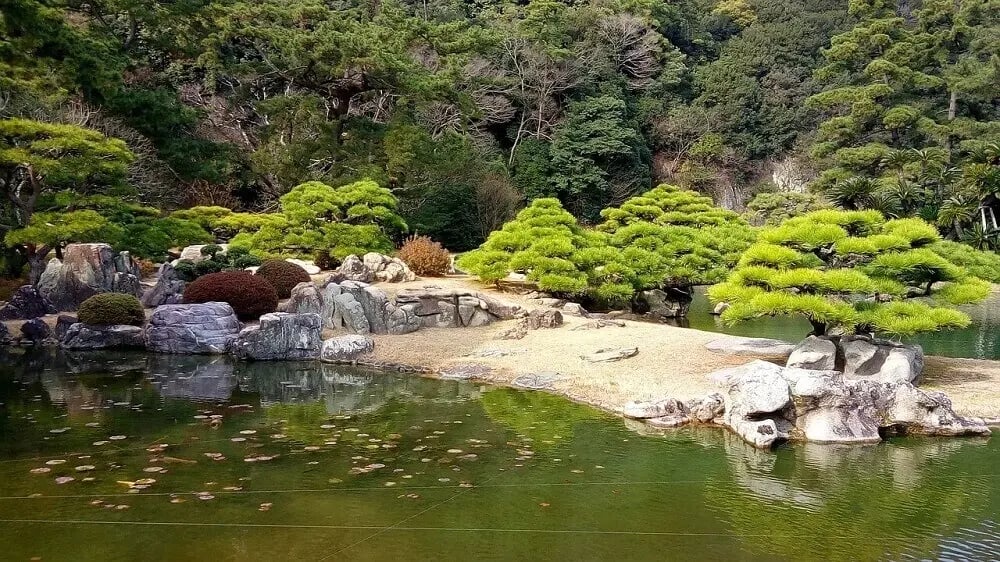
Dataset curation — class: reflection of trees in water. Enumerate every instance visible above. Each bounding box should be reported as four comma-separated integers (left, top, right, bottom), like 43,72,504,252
480,388,602,445
709,434,996,561
235,362,482,415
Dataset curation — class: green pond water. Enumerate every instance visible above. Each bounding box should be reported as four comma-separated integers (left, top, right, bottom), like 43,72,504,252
1,349,998,561
681,287,1000,360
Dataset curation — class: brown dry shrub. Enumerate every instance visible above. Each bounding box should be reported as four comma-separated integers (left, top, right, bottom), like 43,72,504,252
397,235,451,277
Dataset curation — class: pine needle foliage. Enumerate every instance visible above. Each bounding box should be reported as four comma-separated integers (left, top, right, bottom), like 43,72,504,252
710,209,988,337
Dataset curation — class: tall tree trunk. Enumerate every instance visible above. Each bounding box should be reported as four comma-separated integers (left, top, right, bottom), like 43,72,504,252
946,90,958,154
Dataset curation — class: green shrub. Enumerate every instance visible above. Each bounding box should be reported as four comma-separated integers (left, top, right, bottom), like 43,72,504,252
183,271,278,321
710,210,988,337
254,259,312,298
397,235,451,276
744,192,832,226
77,293,146,326
929,240,1000,283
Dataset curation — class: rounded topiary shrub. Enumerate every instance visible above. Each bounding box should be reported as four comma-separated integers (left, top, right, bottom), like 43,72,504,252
77,293,146,326
397,235,451,277
183,271,278,321
254,260,312,298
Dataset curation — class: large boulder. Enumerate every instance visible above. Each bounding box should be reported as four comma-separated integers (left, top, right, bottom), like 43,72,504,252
285,282,324,316
332,293,370,334
229,312,323,361
841,335,923,384
705,336,796,357
786,335,837,370
0,285,56,320
320,334,375,362
141,263,186,307
38,244,143,311
55,315,77,342
61,323,145,350
394,287,525,331
174,244,227,265
338,281,390,334
363,252,416,283
145,302,241,354
319,282,342,329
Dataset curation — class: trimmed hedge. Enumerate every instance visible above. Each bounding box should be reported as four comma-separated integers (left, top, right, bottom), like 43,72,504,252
77,293,146,326
254,260,312,298
183,271,278,321
397,235,451,276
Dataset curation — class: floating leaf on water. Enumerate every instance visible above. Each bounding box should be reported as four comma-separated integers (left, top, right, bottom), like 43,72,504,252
324,441,337,446
109,435,127,440
595,465,605,469
460,454,478,461
327,478,343,484
209,415,222,419
303,446,320,451
239,430,256,435
539,502,550,508
421,458,431,463
54,476,75,484
402,475,413,479
81,477,95,482
49,427,70,434
204,453,225,461
170,498,186,504
412,446,427,452
270,434,287,439
320,424,336,429
384,482,396,487
93,441,109,446
459,482,473,488
258,503,272,512
89,500,103,506
143,467,165,473
223,486,242,491
446,449,463,454
571,469,583,474
196,493,215,501
231,437,246,443
136,478,157,486
85,422,100,427
45,459,66,466
74,465,96,472
438,478,451,483
30,467,51,474
115,504,130,510
193,415,208,420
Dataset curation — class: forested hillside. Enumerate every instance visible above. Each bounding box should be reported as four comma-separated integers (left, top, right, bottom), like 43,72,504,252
1,0,998,275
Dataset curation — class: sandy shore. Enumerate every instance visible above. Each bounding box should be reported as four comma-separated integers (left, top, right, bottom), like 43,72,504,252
365,276,1000,420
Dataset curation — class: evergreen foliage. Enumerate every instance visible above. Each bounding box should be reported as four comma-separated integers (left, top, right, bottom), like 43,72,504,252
77,293,146,326
710,210,989,337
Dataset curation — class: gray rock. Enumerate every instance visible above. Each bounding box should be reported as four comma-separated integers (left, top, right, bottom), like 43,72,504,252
0,322,11,344
141,263,186,307
320,335,374,362
0,285,56,320
581,347,639,362
145,302,241,354
286,258,320,275
562,302,588,317
286,282,324,316
511,372,565,390
639,288,691,319
524,309,563,329
723,360,791,415
881,382,991,437
704,336,795,357
711,302,730,315
386,304,421,334
841,335,923,384
787,335,837,370
20,318,51,343
439,363,494,381
62,323,145,350
686,393,726,423
623,398,688,421
38,243,143,311
571,319,626,330
174,244,227,264
332,293,370,334
319,283,342,329
337,255,374,283
338,281,390,334
538,297,565,308
229,312,323,361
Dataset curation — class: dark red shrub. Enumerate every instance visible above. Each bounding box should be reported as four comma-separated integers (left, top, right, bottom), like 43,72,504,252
182,271,278,321
254,259,312,299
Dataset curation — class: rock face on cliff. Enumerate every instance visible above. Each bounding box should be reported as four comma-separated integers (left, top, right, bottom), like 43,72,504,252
145,302,241,354
393,287,525,330
710,360,988,449
38,244,143,311
786,335,923,384
0,285,57,320
284,282,324,316
229,312,323,361
141,263,186,307
62,323,145,350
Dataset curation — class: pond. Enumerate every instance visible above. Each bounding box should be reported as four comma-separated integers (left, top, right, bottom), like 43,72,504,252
0,350,997,561
682,287,1000,360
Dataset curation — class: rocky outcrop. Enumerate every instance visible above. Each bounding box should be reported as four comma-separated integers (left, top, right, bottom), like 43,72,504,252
337,255,373,283
581,347,639,363
285,282,324,316
20,318,51,344
286,258,321,275
54,315,77,342
61,323,145,350
145,303,241,354
332,292,370,334
0,285,56,320
229,312,323,361
710,360,989,449
785,335,923,384
38,244,143,311
393,286,524,331
141,263,186,307
320,335,374,362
